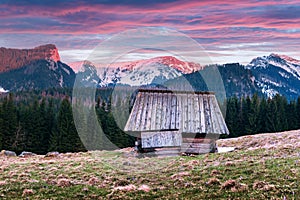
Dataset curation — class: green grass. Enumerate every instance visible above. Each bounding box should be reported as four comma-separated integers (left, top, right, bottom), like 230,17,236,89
0,147,299,199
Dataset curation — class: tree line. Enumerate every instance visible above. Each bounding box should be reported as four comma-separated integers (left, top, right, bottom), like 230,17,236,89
225,93,300,138
0,91,299,154
0,92,134,154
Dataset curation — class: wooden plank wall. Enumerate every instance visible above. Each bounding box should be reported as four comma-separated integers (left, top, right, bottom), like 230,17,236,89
141,131,182,148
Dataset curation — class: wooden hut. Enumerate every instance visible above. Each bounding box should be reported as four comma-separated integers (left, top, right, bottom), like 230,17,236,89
124,89,229,154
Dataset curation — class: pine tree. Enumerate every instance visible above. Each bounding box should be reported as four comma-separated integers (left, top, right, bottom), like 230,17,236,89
242,96,252,135
297,97,300,129
25,100,45,154
257,97,267,133
0,104,3,149
15,104,29,153
2,93,18,150
39,99,50,153
45,99,55,152
86,108,102,150
274,94,288,131
265,98,277,132
286,100,298,130
72,100,89,149
50,97,86,153
225,96,239,137
248,93,260,134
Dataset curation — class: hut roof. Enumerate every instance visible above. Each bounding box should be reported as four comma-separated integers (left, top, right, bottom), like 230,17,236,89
125,89,229,135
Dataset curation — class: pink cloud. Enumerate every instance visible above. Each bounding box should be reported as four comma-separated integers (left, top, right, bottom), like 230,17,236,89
1,0,300,62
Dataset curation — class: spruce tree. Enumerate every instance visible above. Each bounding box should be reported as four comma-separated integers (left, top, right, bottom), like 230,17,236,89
86,108,102,150
248,93,260,134
0,104,3,149
25,100,45,154
286,100,298,130
265,98,277,132
297,97,300,129
225,96,239,137
242,96,251,135
2,94,18,151
257,97,267,133
39,99,50,153
45,99,55,152
274,94,288,131
50,97,86,153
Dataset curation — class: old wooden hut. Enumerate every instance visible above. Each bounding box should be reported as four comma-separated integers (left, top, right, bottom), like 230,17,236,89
124,89,229,154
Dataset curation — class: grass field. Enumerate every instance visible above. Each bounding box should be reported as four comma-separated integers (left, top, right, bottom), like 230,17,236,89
0,130,299,199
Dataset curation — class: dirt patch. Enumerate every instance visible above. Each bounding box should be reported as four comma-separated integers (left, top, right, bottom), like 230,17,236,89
221,179,248,192
206,178,221,186
253,180,275,191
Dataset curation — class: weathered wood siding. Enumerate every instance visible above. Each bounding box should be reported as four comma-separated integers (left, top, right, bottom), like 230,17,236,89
141,131,182,148
124,89,229,135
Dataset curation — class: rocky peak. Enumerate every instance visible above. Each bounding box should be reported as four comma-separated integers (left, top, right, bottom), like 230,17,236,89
268,53,300,65
0,44,60,73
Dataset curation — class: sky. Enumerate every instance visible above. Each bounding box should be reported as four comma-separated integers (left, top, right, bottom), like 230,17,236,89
1,0,300,65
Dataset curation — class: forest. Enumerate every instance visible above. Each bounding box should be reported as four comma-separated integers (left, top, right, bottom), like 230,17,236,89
0,88,299,154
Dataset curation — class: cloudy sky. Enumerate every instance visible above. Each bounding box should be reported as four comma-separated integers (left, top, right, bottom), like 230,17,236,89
1,0,300,64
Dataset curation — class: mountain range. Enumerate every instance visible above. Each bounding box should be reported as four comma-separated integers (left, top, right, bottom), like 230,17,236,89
0,44,299,100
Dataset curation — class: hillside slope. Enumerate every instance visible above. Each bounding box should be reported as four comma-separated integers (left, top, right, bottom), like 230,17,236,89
218,129,300,151
0,130,299,199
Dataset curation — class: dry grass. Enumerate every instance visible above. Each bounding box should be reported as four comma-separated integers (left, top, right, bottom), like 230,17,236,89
0,130,299,199
22,189,34,197
221,180,248,192
253,180,276,191
206,177,221,186
218,129,300,151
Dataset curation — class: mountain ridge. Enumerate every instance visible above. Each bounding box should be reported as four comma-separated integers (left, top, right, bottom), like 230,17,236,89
0,44,60,73
0,44,299,99
246,53,300,99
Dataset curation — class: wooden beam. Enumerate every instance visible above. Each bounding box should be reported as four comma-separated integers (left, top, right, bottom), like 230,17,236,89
150,92,157,130
155,93,161,130
138,88,215,95
170,94,177,130
135,92,145,131
182,138,215,143
176,94,182,130
199,94,205,133
124,92,141,131
203,94,212,133
181,143,213,149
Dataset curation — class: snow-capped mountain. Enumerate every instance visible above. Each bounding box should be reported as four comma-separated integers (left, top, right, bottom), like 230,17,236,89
246,53,300,99
75,56,203,87
75,61,100,87
1,43,299,100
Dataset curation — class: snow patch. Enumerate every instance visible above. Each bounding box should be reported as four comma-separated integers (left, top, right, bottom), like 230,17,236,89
0,87,9,93
262,88,278,98
278,71,289,78
47,60,58,71
59,75,63,87
289,88,297,94
256,81,278,98
217,147,235,153
261,77,281,87
62,66,70,75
